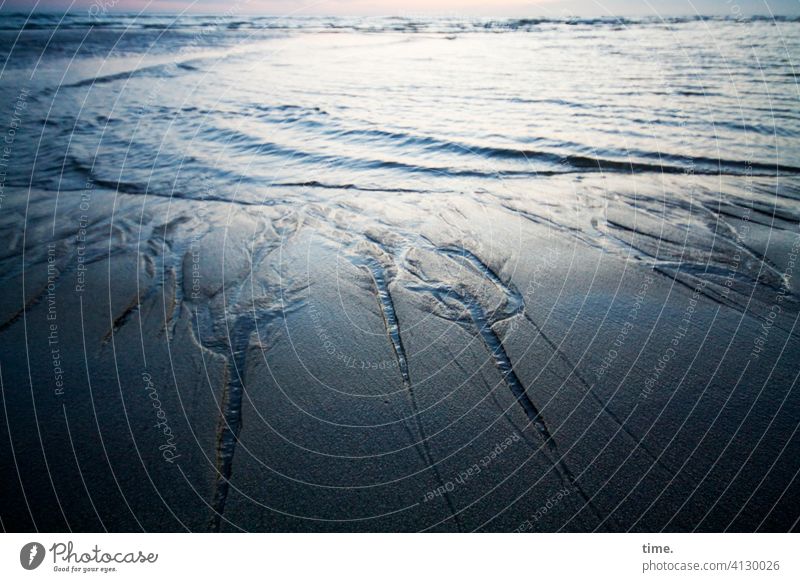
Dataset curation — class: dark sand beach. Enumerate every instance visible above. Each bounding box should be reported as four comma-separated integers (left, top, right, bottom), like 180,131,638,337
0,14,799,531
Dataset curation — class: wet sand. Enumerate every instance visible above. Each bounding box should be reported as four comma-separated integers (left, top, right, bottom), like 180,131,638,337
1,171,798,531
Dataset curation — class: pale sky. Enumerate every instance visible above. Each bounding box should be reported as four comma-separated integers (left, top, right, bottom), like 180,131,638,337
7,0,800,16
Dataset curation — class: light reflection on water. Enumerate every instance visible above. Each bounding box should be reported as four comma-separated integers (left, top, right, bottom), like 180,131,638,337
0,15,797,200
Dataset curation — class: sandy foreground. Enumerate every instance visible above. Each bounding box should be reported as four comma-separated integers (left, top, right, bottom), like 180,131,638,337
1,172,798,532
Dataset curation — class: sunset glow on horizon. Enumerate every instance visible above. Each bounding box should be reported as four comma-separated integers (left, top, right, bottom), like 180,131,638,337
7,0,800,16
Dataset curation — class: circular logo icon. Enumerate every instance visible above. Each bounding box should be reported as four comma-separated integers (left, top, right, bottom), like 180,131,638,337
20,542,45,570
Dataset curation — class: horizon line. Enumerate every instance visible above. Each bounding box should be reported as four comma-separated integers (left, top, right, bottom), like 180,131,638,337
5,9,800,18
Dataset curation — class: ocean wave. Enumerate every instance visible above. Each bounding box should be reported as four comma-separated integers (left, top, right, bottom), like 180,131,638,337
1,13,798,33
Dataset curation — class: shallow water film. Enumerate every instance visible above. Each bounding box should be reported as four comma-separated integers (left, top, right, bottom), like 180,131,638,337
0,12,799,532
